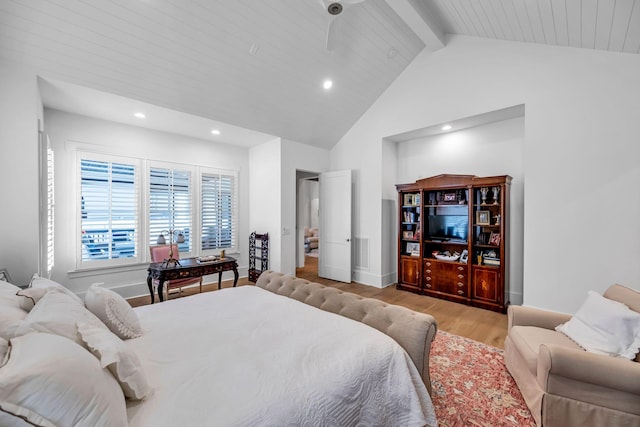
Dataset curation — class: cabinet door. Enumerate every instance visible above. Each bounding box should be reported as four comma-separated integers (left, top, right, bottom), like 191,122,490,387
400,257,420,290
473,267,501,304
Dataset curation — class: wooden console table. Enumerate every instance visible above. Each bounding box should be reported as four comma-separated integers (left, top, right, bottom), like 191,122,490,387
147,256,239,303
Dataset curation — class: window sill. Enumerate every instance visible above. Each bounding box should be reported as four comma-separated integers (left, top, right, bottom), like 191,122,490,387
67,262,149,279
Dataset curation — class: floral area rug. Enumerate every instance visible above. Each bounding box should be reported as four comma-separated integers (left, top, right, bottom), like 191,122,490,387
430,330,535,427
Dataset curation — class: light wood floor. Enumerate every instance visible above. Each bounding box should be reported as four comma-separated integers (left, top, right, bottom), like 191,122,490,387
129,256,508,348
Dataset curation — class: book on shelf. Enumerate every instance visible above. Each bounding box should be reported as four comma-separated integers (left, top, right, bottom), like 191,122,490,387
483,257,500,266
403,211,418,223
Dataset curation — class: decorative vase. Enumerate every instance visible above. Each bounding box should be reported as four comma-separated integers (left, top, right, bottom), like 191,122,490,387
480,187,488,205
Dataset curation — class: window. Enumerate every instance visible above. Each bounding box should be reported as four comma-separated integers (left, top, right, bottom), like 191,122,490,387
149,166,192,254
45,142,55,272
201,170,237,251
74,151,237,268
39,132,55,275
80,156,138,264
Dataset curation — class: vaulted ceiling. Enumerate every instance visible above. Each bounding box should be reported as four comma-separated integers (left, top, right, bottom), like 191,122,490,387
1,1,638,149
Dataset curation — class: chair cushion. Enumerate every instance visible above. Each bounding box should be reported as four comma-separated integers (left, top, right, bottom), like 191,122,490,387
509,325,583,376
164,277,202,290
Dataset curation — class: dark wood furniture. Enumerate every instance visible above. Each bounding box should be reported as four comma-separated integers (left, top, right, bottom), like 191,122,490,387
396,174,511,312
147,256,239,303
248,232,269,282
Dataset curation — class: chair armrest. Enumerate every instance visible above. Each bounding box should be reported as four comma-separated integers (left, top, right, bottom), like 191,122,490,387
537,344,640,395
507,305,571,331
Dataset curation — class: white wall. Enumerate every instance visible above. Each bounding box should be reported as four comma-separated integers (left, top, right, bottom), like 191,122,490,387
380,139,398,285
44,109,250,297
249,138,282,272
280,139,330,275
395,116,525,304
249,140,328,276
0,64,43,285
331,35,640,314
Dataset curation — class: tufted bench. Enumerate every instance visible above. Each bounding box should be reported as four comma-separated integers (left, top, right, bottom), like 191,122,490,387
255,270,438,395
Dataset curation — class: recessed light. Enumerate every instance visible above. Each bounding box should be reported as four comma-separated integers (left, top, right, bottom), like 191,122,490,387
323,79,333,90
442,124,452,131
211,129,221,135
134,112,146,119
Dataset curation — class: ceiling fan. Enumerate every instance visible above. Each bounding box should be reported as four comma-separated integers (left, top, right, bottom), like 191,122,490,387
319,0,368,51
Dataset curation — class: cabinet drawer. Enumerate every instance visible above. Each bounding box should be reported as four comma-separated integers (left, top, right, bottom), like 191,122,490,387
423,260,468,296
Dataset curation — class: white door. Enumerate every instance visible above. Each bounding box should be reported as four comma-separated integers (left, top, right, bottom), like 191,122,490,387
319,170,351,282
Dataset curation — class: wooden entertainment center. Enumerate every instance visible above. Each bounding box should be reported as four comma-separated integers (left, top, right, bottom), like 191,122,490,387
396,174,511,313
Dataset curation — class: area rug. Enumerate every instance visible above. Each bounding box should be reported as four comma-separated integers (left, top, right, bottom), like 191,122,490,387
430,331,535,427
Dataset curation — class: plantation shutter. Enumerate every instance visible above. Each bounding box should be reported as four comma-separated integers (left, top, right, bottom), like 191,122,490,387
149,167,192,253
80,158,138,262
46,143,55,272
201,171,237,251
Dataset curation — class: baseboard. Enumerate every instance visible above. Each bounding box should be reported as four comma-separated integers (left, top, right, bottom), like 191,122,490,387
351,270,396,289
509,290,523,305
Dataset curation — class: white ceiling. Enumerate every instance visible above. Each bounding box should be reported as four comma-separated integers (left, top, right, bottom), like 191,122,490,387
1,1,638,149
426,0,640,53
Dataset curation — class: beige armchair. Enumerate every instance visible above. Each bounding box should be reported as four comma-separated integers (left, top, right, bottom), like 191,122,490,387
505,284,640,427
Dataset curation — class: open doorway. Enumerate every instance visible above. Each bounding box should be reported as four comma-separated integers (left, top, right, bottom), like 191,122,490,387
296,170,320,276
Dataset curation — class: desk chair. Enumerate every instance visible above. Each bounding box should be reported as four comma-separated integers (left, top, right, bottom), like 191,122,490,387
149,244,202,301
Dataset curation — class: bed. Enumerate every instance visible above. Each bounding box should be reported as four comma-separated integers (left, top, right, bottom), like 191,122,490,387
0,272,438,427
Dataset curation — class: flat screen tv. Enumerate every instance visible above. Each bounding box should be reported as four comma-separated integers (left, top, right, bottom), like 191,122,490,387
427,215,468,242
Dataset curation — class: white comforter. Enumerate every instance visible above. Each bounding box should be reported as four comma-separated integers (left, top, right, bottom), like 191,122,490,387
126,286,436,426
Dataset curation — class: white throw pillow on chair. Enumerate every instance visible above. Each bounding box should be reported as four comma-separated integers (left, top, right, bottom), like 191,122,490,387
556,290,640,359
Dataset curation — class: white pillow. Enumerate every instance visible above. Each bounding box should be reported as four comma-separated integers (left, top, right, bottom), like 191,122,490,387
0,338,7,364
29,274,82,304
0,289,22,309
6,288,109,347
556,290,640,359
0,306,27,340
0,281,20,292
78,322,152,400
14,287,48,311
0,332,128,427
85,284,143,339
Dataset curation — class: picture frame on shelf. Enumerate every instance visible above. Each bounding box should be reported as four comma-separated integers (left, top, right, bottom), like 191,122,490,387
476,210,491,225
406,242,420,256
460,249,468,264
489,232,501,246
403,231,414,239
403,194,415,206
0,268,11,283
443,192,456,202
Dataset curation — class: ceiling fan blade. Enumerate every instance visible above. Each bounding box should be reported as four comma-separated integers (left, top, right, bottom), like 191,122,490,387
326,16,341,52
322,0,367,51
